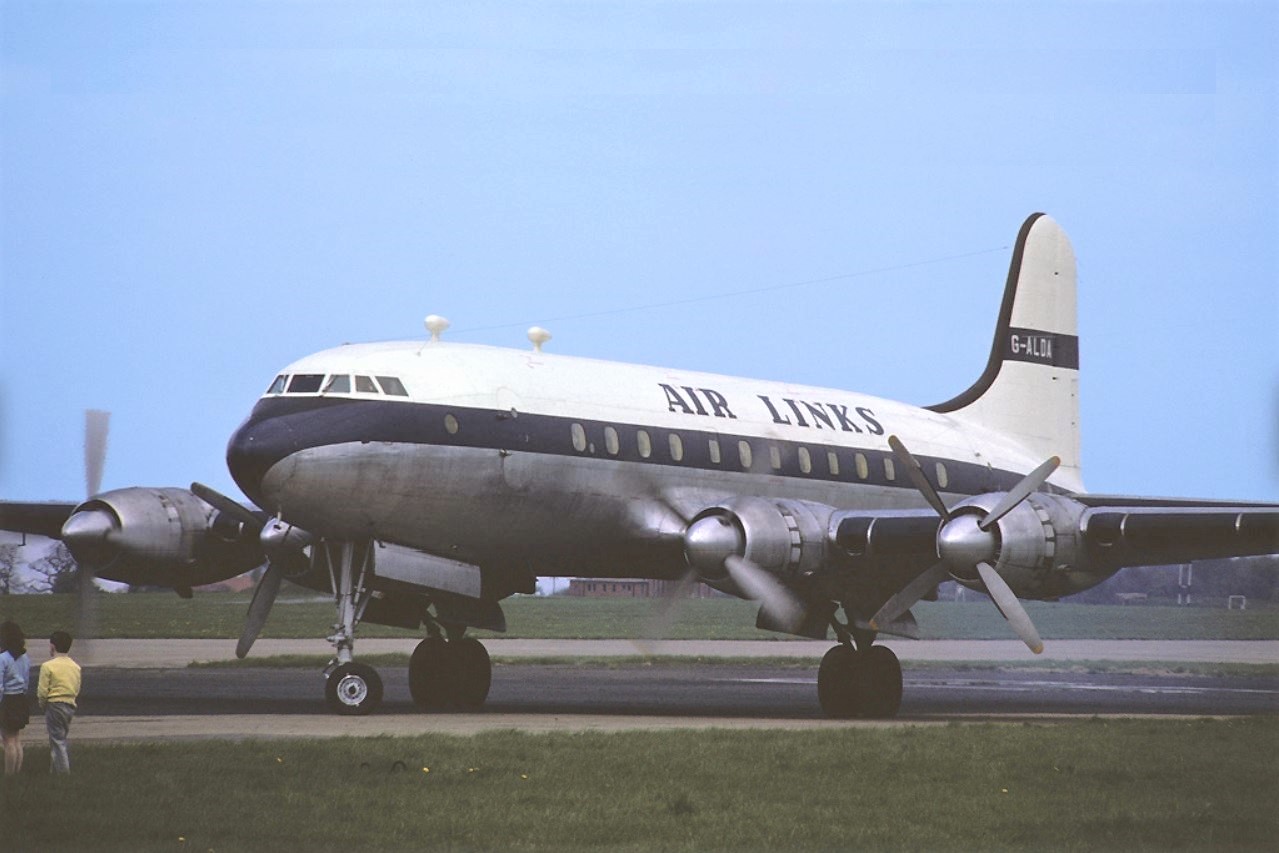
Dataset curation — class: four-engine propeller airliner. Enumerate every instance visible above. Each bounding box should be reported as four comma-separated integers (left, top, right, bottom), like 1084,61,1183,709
3,213,1277,717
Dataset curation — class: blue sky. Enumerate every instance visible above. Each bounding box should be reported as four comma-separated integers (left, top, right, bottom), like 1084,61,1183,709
1,1,1275,507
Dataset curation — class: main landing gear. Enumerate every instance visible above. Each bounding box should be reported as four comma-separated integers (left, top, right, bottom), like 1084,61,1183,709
408,634,492,711
816,624,903,719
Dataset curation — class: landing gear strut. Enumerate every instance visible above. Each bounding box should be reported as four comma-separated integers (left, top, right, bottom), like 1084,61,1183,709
816,619,903,719
318,540,384,715
408,629,492,711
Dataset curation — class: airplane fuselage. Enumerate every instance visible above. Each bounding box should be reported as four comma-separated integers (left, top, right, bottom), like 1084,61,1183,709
227,340,1078,580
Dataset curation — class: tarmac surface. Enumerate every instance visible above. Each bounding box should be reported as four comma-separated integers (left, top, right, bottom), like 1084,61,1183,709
27,637,1279,668
15,639,1278,743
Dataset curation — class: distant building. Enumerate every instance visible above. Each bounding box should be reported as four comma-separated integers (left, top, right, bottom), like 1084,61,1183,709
566,578,725,598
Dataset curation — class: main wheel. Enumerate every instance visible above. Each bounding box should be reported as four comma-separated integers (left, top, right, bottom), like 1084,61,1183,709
451,638,492,710
325,662,383,716
817,644,862,719
862,646,903,719
409,637,450,710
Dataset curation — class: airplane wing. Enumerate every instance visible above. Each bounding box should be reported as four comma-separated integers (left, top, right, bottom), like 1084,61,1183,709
0,501,78,540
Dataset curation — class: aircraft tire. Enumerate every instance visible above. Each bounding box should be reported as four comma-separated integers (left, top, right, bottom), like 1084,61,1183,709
409,637,450,710
325,662,383,716
817,644,862,719
452,638,492,710
862,645,903,719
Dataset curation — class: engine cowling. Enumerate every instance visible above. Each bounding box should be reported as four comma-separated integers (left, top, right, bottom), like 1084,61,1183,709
683,497,834,585
61,487,265,588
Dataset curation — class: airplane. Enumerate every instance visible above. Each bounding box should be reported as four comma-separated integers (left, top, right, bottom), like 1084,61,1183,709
3,213,1276,718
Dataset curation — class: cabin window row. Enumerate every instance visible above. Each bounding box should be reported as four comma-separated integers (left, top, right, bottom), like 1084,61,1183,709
266,373,409,397
567,421,950,487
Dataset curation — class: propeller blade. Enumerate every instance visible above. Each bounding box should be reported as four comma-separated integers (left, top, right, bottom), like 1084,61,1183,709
74,410,110,659
84,409,110,497
75,555,99,658
978,455,1061,531
236,561,284,659
854,609,920,639
975,561,1044,654
868,561,951,631
723,554,804,630
632,568,699,654
888,435,950,521
191,482,265,532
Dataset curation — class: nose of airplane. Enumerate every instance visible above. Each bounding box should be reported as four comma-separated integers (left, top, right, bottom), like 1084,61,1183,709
226,410,299,508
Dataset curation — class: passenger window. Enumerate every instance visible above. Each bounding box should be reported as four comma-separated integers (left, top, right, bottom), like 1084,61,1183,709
669,433,684,462
798,447,812,474
604,426,620,455
769,445,782,470
571,423,587,452
355,375,379,394
376,376,409,396
827,451,839,476
855,452,869,480
935,462,949,489
444,414,459,435
637,429,652,459
884,457,896,481
738,440,753,469
323,375,351,394
266,375,287,395
708,438,721,464
287,374,324,394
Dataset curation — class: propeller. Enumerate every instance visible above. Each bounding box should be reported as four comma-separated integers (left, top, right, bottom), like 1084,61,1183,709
631,484,807,646
870,435,1057,654
192,481,303,659
682,509,807,633
75,409,111,651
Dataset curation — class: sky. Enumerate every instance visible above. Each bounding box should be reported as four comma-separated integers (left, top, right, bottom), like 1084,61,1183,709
1,0,1276,510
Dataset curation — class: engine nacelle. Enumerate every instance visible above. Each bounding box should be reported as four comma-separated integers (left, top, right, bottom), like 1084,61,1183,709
683,497,834,582
62,487,264,588
947,492,1115,600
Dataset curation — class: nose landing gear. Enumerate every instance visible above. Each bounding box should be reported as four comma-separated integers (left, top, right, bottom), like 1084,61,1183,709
318,539,384,716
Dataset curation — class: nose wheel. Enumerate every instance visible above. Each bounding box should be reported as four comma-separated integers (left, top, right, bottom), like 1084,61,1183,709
325,661,384,716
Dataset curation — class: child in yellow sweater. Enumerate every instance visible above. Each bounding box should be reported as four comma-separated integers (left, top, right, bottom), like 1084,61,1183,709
38,631,81,774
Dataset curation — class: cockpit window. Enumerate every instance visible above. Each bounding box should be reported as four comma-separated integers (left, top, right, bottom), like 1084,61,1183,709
323,374,351,394
266,375,287,395
354,375,379,393
287,374,324,394
376,376,408,396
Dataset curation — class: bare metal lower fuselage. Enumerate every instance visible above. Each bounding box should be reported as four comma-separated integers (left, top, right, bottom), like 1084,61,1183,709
259,440,931,579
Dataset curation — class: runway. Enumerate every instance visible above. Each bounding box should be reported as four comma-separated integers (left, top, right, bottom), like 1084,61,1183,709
17,642,1278,743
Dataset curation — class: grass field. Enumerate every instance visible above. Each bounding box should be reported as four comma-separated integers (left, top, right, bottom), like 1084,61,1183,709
2,719,1275,851
2,592,1277,642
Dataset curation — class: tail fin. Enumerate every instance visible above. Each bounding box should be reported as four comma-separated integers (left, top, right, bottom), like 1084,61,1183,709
927,213,1081,489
